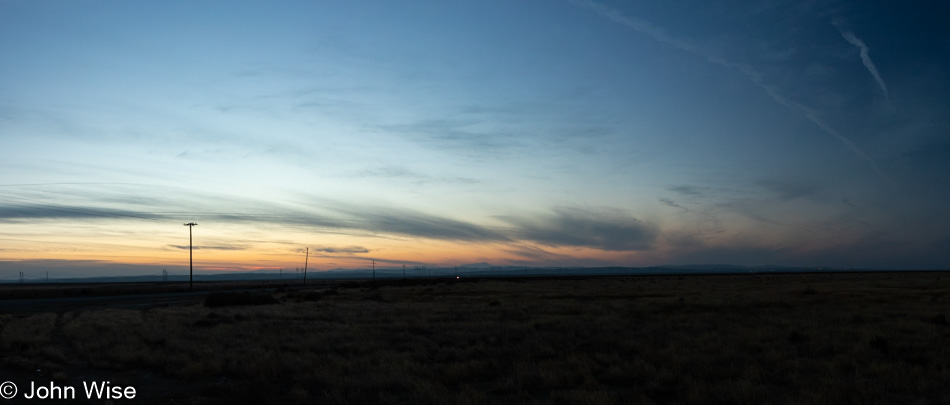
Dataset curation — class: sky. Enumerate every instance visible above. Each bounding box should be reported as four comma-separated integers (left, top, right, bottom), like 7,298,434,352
1,0,949,279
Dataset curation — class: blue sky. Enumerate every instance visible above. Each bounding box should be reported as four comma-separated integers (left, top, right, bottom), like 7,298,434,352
1,0,948,278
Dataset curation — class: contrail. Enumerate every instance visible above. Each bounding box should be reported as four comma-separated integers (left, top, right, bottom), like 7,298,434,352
834,23,890,100
569,0,730,67
572,0,887,180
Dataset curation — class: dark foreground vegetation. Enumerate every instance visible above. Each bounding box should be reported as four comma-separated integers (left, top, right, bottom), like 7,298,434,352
0,279,327,301
1,272,949,404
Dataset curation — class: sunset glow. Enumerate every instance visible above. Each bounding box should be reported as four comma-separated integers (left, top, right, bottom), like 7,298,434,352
2,1,948,279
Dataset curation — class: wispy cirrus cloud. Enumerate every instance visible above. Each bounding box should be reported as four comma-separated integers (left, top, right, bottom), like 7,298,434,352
311,245,370,254
376,118,526,160
755,179,821,201
572,0,885,179
667,185,707,197
833,21,890,100
352,166,480,186
326,204,510,243
167,244,249,251
0,203,165,222
659,198,688,211
0,194,664,253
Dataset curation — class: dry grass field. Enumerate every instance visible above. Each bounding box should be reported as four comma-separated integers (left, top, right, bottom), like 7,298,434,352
1,272,949,404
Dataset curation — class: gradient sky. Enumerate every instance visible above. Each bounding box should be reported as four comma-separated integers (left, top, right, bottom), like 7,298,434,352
2,0,949,279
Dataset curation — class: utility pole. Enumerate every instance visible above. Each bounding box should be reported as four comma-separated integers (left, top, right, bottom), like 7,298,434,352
303,248,309,286
403,264,406,279
184,222,197,291
372,259,375,282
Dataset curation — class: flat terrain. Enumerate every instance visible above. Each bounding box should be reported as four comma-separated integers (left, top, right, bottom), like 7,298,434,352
1,272,948,404
0,281,336,313
0,279,332,302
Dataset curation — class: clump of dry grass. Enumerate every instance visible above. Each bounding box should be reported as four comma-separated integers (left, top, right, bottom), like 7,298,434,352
1,272,949,404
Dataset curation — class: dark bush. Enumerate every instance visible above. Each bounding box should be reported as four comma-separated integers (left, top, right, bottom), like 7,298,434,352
205,292,278,307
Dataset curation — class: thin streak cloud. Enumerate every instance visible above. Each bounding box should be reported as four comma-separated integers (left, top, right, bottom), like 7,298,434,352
834,22,890,100
573,0,884,180
167,244,249,251
311,245,371,254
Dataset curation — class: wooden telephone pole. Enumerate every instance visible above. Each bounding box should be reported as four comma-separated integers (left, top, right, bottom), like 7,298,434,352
184,223,197,291
303,248,309,286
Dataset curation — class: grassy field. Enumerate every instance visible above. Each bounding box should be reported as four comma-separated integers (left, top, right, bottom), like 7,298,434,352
1,272,949,404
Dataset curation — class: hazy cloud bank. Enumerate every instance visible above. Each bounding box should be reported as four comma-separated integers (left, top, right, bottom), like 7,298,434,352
0,198,658,253
499,207,658,251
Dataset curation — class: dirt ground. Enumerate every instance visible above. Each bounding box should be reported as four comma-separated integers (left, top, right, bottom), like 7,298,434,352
1,271,948,404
